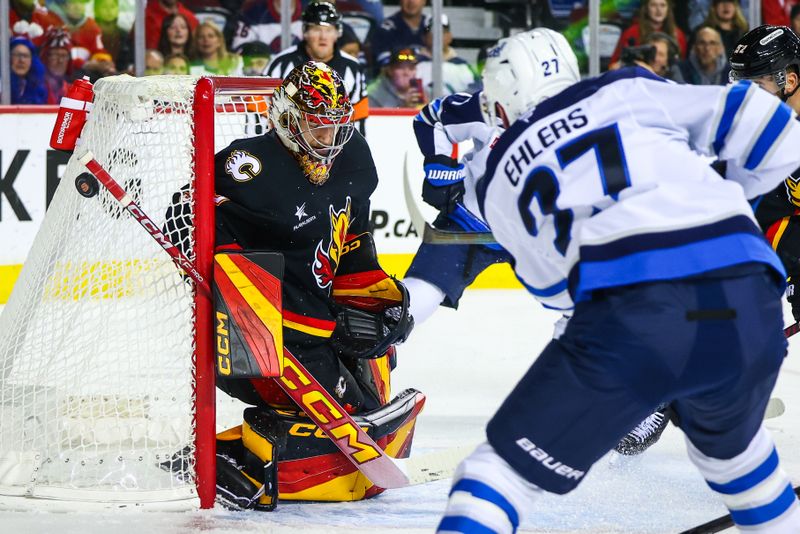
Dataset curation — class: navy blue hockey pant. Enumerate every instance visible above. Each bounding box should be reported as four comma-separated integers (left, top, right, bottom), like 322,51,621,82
405,216,511,308
487,264,787,495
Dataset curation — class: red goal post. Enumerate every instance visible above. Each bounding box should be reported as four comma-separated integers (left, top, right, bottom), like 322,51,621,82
0,76,280,510
194,77,281,509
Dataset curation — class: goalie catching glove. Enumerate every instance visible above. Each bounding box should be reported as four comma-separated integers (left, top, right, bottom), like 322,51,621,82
331,233,414,359
332,285,412,360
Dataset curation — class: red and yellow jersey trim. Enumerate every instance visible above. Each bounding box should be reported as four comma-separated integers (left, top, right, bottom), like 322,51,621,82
282,309,336,338
215,243,244,253
766,216,792,251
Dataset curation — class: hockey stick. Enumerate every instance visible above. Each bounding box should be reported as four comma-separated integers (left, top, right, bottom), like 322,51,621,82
679,486,800,533
277,348,409,488
78,151,410,489
785,321,800,338
402,152,498,246
399,442,479,485
675,397,787,533
422,223,497,245
78,152,209,290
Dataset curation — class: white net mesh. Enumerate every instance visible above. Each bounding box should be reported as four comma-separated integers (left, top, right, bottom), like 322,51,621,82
0,75,274,508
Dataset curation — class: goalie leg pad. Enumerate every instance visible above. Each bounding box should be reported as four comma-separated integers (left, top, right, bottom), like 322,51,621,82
341,347,394,409
242,388,425,502
215,424,278,511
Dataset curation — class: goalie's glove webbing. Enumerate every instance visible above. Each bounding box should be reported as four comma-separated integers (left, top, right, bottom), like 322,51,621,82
332,282,414,359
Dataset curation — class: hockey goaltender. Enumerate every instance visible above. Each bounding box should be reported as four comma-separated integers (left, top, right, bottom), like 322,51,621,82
163,61,424,510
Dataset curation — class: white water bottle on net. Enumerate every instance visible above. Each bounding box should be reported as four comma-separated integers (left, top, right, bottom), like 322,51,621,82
0,75,279,510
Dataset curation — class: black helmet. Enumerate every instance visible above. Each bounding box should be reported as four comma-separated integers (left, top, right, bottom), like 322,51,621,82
302,1,342,31
729,25,800,89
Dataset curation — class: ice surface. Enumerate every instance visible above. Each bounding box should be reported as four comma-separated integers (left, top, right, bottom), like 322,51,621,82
1,289,799,533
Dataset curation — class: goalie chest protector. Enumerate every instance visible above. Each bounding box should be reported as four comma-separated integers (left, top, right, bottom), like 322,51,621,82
213,130,379,327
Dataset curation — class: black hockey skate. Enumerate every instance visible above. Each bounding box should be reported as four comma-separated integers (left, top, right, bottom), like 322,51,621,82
614,405,671,456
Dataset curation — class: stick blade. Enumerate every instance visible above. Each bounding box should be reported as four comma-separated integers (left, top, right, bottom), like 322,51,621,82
396,442,480,485
422,223,497,245
765,397,785,420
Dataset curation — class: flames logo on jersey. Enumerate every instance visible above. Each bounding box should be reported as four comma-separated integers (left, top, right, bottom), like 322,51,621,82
225,150,262,182
785,174,800,209
312,197,352,289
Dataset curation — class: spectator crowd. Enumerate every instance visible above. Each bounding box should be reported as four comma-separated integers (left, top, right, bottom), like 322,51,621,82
6,0,800,106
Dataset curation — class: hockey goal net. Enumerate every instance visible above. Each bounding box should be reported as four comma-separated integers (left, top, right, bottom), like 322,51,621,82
0,75,280,509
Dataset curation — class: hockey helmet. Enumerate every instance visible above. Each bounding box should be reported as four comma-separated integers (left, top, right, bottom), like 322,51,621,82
302,1,342,34
269,61,353,178
480,28,580,128
729,25,800,91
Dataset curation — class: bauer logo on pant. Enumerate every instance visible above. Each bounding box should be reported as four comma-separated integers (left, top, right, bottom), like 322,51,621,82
516,437,585,480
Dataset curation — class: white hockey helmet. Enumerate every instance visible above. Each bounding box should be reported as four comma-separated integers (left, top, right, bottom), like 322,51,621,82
481,28,580,128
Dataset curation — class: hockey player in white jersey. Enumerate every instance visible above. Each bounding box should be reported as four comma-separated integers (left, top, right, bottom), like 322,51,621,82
437,28,800,533
730,25,800,323
406,73,669,455
403,91,510,324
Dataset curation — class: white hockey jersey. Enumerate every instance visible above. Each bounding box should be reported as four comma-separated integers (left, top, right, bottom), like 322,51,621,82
477,68,800,311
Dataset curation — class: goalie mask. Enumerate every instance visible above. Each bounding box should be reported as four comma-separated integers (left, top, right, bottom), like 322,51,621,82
481,28,580,128
269,61,354,184
729,25,800,101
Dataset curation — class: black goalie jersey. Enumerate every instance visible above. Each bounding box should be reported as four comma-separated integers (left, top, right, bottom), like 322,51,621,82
754,173,800,276
214,130,377,339
165,130,379,344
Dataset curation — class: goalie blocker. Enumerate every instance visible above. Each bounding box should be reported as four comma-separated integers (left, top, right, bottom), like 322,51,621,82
211,236,422,508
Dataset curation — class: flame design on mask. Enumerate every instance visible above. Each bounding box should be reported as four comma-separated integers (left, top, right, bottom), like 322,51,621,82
292,62,349,113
